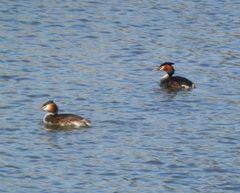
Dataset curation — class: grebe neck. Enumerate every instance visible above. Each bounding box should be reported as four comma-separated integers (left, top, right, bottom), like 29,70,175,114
161,73,170,80
167,70,174,77
43,112,56,123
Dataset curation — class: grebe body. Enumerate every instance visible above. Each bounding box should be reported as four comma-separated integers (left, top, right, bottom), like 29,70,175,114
41,101,91,128
157,62,195,90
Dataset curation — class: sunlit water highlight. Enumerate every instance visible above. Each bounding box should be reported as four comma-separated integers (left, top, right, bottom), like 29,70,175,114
0,1,240,192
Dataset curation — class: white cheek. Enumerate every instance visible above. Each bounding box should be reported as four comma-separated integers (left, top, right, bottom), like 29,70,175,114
160,66,164,71
43,106,48,111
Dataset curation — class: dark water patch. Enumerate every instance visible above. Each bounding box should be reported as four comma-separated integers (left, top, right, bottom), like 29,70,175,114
49,39,62,42
68,8,85,12
130,50,149,55
27,94,50,98
100,30,112,34
18,20,41,26
39,43,50,48
75,97,87,101
0,75,16,80
82,35,98,39
45,24,65,28
15,77,34,82
99,172,119,176
0,1,239,192
5,59,18,63
76,18,91,23
70,24,87,29
221,183,240,191
203,167,229,173
20,59,31,63
145,159,164,165
17,34,38,39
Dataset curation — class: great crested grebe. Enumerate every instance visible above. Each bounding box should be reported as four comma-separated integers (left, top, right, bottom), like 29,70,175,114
157,62,195,90
41,100,91,128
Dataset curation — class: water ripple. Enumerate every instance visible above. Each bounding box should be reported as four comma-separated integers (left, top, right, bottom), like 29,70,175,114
0,0,239,193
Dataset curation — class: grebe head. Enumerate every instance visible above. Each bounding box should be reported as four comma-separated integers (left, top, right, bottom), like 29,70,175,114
41,100,58,114
157,62,175,76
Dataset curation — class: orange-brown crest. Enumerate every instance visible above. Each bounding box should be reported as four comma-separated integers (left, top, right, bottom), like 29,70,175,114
159,62,175,73
162,64,174,72
42,101,58,114
48,103,58,113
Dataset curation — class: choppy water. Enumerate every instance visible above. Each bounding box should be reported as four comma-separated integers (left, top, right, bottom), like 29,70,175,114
0,1,240,192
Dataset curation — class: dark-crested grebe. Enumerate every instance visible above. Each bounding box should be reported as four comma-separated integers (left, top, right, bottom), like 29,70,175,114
41,100,91,128
157,62,195,90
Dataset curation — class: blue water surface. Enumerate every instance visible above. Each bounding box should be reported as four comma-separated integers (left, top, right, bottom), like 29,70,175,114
0,1,240,192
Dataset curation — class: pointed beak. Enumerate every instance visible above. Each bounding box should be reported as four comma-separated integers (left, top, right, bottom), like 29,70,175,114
41,105,46,111
155,66,164,71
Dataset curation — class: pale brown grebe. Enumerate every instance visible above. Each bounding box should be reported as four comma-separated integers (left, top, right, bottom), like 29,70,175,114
41,100,91,128
157,62,196,90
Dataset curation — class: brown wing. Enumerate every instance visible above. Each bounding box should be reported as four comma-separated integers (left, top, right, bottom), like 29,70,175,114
161,76,194,90
45,114,90,125
160,78,182,90
171,76,194,88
